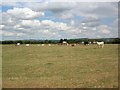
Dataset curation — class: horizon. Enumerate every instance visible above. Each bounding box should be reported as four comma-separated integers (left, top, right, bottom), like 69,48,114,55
1,37,119,41
1,1,118,40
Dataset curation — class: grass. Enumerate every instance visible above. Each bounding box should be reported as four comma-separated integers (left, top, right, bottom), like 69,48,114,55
2,44,118,88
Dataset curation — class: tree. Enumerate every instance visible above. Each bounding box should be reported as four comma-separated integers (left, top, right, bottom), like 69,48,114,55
59,39,63,43
64,39,68,42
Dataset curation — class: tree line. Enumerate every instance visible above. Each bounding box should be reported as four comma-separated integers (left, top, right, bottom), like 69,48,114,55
1,38,120,44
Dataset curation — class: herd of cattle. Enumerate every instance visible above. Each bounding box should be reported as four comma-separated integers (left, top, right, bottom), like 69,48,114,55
16,41,104,48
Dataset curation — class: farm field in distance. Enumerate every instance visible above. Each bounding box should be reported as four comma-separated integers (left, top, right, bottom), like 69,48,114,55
2,44,118,88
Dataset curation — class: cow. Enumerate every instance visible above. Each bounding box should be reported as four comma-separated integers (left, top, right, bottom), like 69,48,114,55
41,44,45,46
71,44,76,47
62,41,68,45
96,41,104,48
84,41,89,45
48,44,51,46
81,41,84,44
16,43,20,46
93,41,97,44
26,44,30,46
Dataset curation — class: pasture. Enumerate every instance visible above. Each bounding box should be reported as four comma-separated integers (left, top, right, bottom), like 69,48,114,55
2,44,118,88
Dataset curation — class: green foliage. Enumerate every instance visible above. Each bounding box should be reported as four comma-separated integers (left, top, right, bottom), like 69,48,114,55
1,38,120,44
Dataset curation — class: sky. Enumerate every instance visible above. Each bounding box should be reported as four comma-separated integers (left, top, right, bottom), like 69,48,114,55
0,0,119,40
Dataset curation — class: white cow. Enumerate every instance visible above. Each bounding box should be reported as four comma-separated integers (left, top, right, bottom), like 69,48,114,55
16,43,20,46
81,41,84,44
26,44,30,46
93,41,96,44
62,41,68,45
48,44,51,46
97,41,104,48
41,44,44,46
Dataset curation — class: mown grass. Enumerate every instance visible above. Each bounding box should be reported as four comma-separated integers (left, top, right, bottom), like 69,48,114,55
2,44,118,88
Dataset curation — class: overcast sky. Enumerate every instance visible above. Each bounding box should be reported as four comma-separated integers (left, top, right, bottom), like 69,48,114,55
0,0,119,40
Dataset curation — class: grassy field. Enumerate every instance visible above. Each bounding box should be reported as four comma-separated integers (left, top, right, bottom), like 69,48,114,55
2,44,118,88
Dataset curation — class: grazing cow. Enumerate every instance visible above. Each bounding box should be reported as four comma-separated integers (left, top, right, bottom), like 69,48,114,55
62,41,68,45
26,44,30,46
84,41,89,45
81,41,84,44
89,42,92,44
48,44,51,46
16,43,20,46
96,41,104,48
71,44,76,47
41,44,44,46
93,41,96,44
71,44,75,47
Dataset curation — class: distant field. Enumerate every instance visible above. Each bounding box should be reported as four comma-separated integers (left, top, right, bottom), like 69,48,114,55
2,44,118,88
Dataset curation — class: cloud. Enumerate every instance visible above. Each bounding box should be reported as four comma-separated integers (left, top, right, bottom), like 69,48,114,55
1,25,5,29
50,0,119,2
101,29,111,34
92,27,97,31
1,1,118,19
21,20,41,27
70,20,75,25
2,31,14,36
1,7,45,37
1,2,118,40
2,30,26,37
41,20,72,31
97,25,112,36
2,9,82,39
82,17,99,23
6,8,44,19
73,2,117,18
81,17,100,28
2,2,118,20
38,29,58,38
44,2,75,12
23,2,117,20
2,7,44,30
